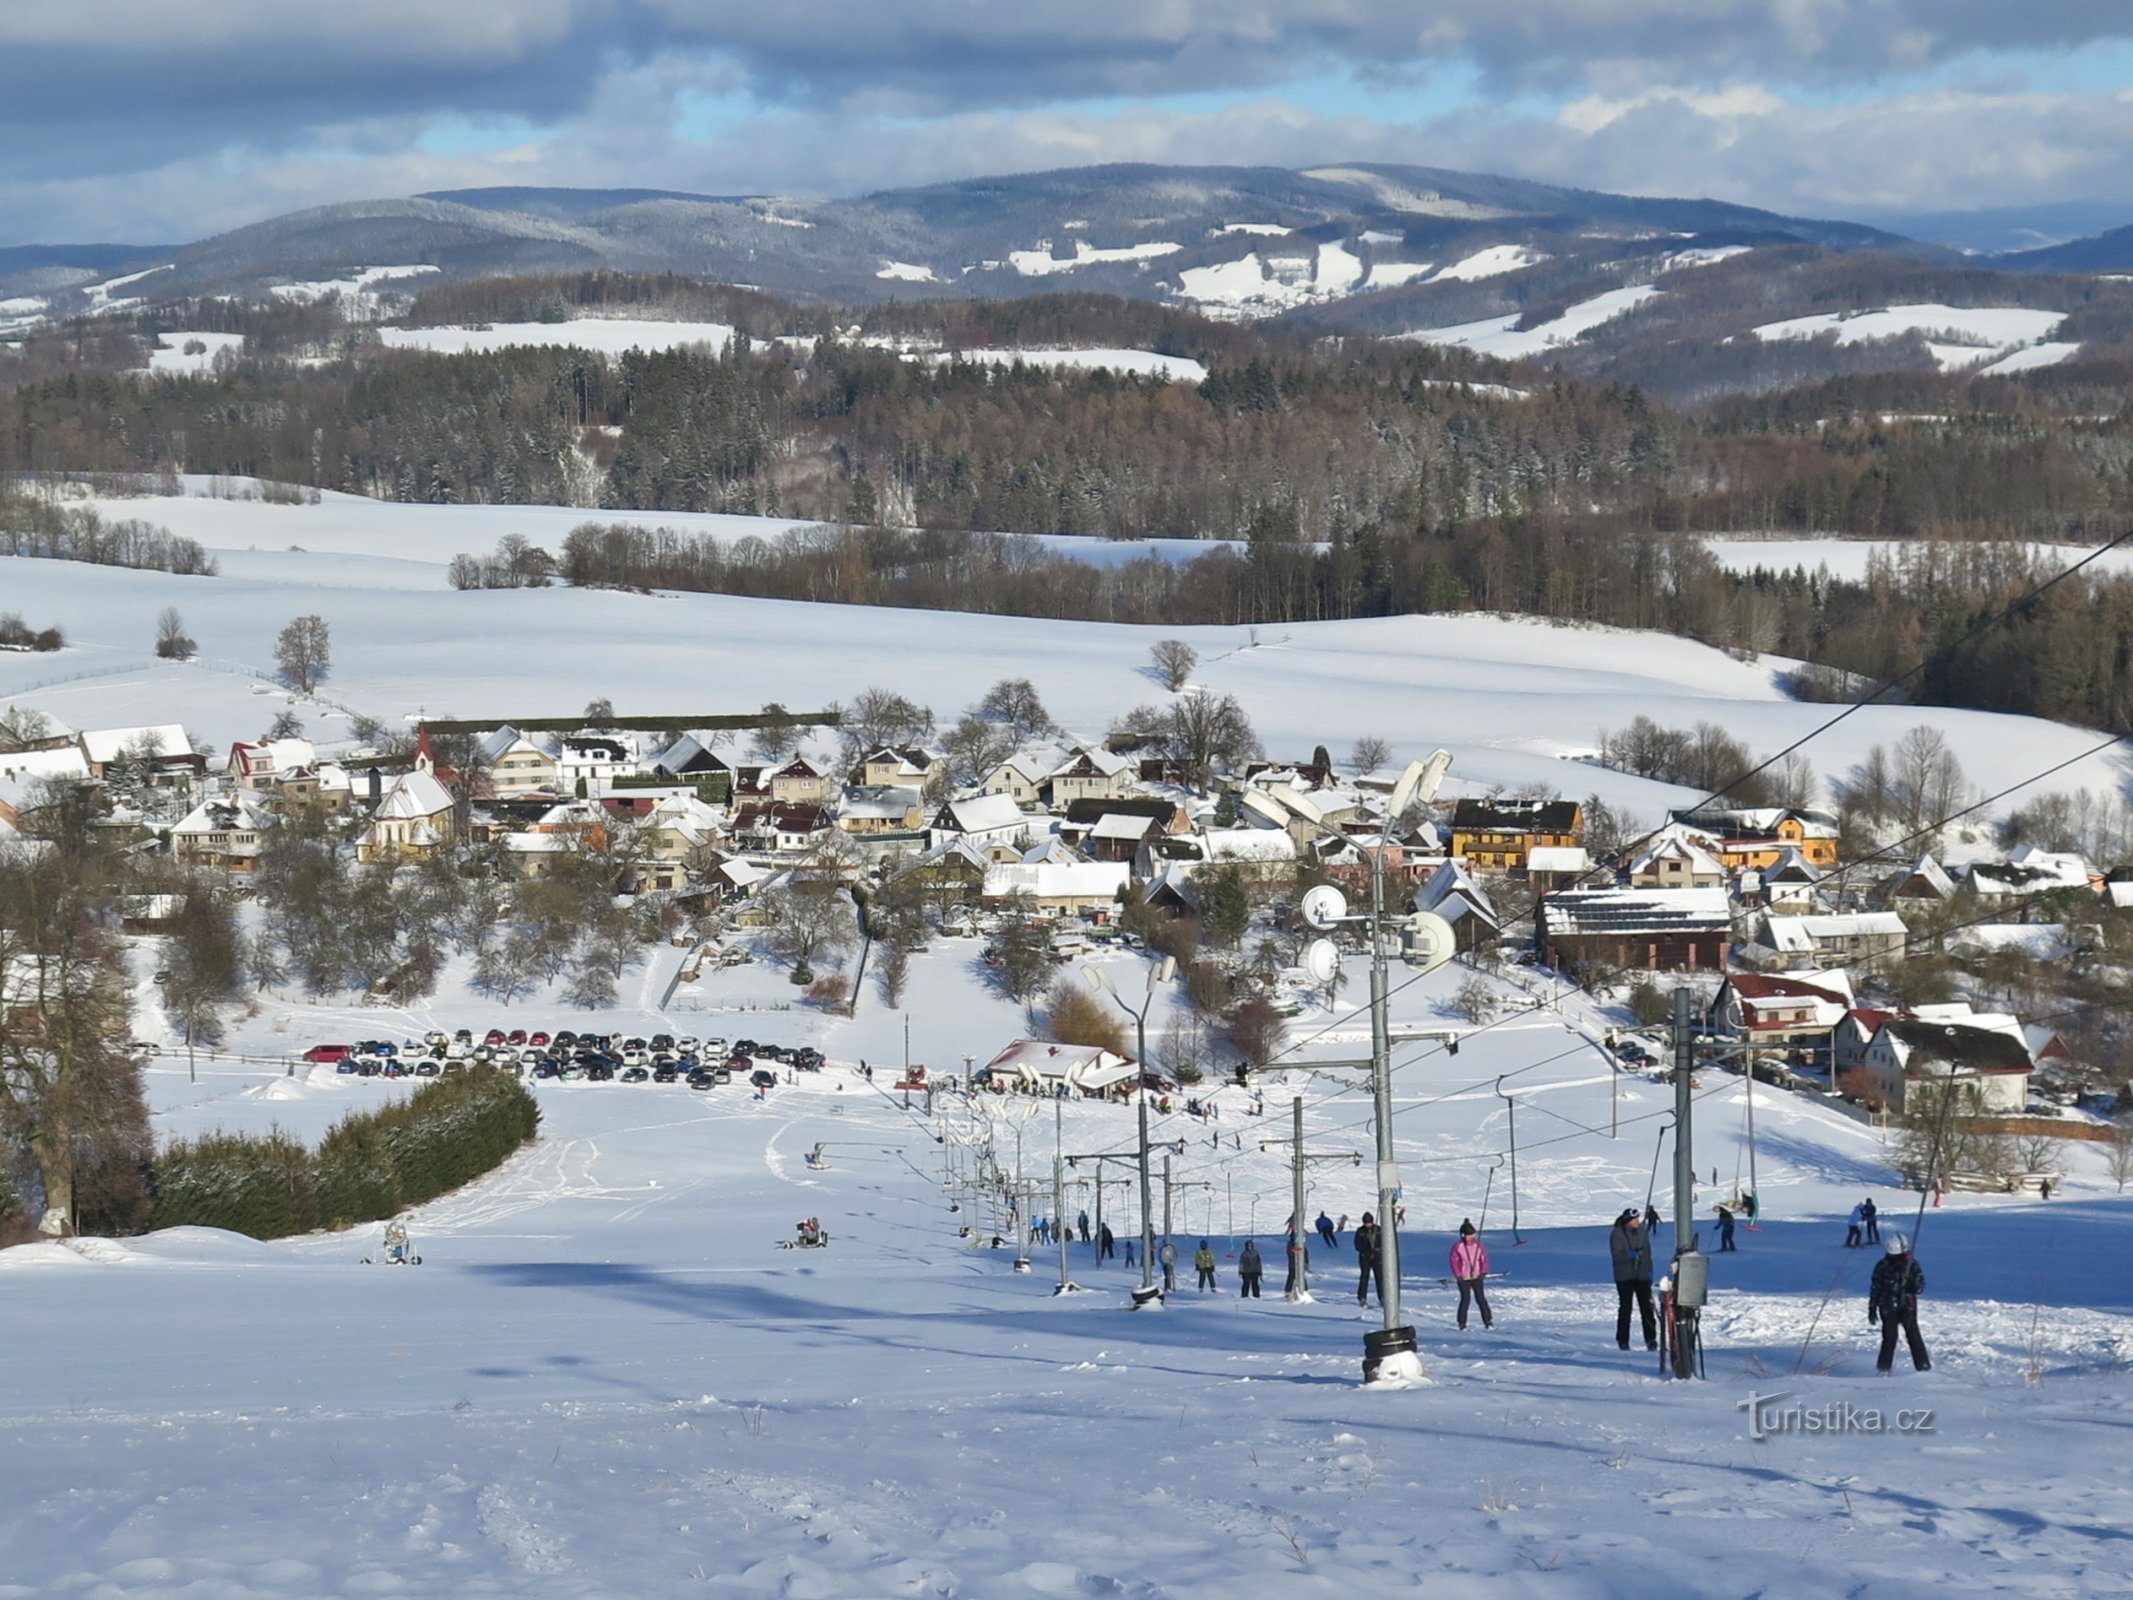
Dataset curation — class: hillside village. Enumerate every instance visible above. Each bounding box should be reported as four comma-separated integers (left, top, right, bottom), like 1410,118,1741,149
2,686,2123,1147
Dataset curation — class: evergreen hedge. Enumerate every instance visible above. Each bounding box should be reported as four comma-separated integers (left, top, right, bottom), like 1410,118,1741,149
152,1068,539,1239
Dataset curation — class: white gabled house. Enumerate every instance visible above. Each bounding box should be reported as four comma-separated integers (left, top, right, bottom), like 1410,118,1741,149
980,860,1130,915
1044,745,1138,807
169,790,277,871
930,791,1031,853
1854,1017,2034,1114
979,1038,1140,1096
478,727,562,797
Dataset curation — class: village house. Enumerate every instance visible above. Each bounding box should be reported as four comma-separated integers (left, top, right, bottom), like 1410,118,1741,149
974,750,1053,806
766,756,833,806
554,734,639,796
227,736,315,793
1965,846,2099,902
1708,970,1855,1050
0,745,92,795
731,802,833,857
1756,910,1908,968
978,1038,1141,1096
836,786,927,837
856,746,945,789
929,791,1033,854
1852,1018,2034,1115
477,728,563,797
1450,797,1582,872
1626,828,1727,890
169,791,276,871
79,724,202,786
1043,745,1139,808
1879,854,1956,907
893,839,991,907
1413,860,1500,951
979,860,1130,916
1536,886,1730,974
1665,806,1841,871
1525,844,1593,893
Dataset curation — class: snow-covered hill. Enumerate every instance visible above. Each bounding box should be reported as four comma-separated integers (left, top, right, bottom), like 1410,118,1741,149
4,484,2127,820
0,945,2125,1595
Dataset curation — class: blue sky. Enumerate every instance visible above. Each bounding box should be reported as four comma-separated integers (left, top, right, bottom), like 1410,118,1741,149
4,3,2133,244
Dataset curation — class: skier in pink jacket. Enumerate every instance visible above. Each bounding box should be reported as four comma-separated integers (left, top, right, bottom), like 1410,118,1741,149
1450,1219,1494,1330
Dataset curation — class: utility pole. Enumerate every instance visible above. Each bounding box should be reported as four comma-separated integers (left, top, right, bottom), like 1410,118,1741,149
1496,1076,1524,1244
1088,960,1175,1310
1161,1154,1173,1292
1669,986,1706,1380
1052,1097,1079,1294
1285,750,1455,1385
1259,1097,1367,1302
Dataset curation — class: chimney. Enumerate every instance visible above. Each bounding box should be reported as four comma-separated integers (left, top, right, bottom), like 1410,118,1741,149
367,766,382,804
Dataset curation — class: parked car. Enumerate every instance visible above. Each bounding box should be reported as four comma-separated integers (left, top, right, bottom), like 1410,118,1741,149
649,1033,674,1052
653,1062,682,1083
619,1065,650,1083
302,1044,352,1064
685,1068,718,1090
584,1061,615,1082
748,1068,778,1091
528,1030,551,1047
506,1029,528,1046
792,1047,824,1071
413,1058,442,1077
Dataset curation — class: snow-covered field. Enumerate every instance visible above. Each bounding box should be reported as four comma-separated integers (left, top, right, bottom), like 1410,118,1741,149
4,485,2130,818
378,320,735,359
1707,534,2133,583
1401,285,1660,360
1750,305,2070,372
3,945,2128,1596
931,347,1208,382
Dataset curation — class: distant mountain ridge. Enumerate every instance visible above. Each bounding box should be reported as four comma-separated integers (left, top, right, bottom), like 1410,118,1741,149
5,161,1949,313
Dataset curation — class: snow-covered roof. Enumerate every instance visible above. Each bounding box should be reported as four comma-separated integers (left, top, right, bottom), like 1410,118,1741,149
1196,826,1297,863
982,861,1130,901
0,747,91,784
939,792,1027,836
1762,912,1906,951
839,786,922,821
981,1038,1138,1090
1526,845,1591,874
1540,887,1731,937
79,724,192,764
1089,812,1158,842
375,769,455,821
1968,851,2092,896
171,791,275,835
1416,860,1496,925
1629,831,1725,878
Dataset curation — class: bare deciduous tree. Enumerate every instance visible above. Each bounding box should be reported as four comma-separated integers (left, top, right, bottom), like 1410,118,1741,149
1150,640,1197,692
272,614,331,693
1351,735,1391,773
154,606,196,660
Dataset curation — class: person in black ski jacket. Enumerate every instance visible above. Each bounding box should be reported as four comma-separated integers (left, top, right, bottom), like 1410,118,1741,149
1098,1223,1114,1261
1717,1205,1737,1252
1238,1239,1263,1298
1610,1209,1657,1350
1869,1233,1930,1372
1354,1213,1384,1307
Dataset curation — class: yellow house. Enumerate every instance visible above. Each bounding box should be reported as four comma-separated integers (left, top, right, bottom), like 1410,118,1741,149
1450,799,1582,871
1668,807,1840,871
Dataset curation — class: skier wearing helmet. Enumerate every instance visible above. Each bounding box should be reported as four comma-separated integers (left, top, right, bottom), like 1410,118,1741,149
1868,1232,1930,1373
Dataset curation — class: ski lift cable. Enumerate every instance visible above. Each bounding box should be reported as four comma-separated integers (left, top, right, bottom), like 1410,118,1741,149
1683,531,2133,815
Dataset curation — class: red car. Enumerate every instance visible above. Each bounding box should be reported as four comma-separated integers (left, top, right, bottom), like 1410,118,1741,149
507,1029,528,1046
302,1043,352,1064
528,1031,551,1047
484,1028,506,1046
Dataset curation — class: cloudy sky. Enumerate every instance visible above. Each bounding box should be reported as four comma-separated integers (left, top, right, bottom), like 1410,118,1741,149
6,1,2133,245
